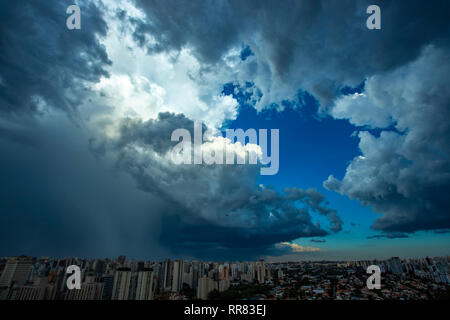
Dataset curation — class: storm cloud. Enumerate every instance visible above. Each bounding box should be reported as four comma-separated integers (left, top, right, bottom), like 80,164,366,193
0,0,342,259
325,46,450,234
0,0,111,116
1,0,449,260
367,233,409,240
93,112,341,259
131,0,450,109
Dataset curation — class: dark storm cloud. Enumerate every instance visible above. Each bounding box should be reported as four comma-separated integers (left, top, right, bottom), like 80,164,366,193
433,229,450,234
367,233,409,240
94,112,340,259
114,112,201,154
1,0,448,261
0,113,167,259
284,187,342,232
131,0,450,107
0,0,111,116
0,0,168,259
310,239,326,243
159,211,326,260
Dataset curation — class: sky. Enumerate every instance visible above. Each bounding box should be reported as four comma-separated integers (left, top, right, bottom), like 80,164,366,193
0,0,449,261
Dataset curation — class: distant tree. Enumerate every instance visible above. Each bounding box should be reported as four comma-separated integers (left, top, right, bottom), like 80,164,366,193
181,283,197,299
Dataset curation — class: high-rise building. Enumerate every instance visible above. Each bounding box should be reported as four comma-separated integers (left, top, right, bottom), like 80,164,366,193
172,260,184,293
117,256,126,265
66,274,103,300
112,267,132,300
0,256,33,288
257,259,265,284
185,271,194,288
230,264,238,280
14,284,55,300
0,259,6,276
160,259,172,291
136,268,155,300
388,257,403,275
101,274,114,300
192,268,199,289
219,265,229,281
218,279,230,292
67,282,103,300
93,260,105,274
197,276,217,300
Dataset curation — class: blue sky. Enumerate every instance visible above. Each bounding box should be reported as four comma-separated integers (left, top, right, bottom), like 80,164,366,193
220,78,450,260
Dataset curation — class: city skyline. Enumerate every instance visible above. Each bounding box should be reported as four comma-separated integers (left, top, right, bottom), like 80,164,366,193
1,254,449,300
2,252,450,264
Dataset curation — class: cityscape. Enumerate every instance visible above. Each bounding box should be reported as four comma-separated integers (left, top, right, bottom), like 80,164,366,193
1,255,449,300
1,1,450,312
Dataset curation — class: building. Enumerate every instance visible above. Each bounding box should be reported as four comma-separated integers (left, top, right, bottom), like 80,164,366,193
67,282,103,300
117,256,126,265
112,267,132,300
136,268,155,300
388,257,403,275
0,256,33,288
197,276,217,300
13,284,54,300
257,259,265,284
101,274,114,300
171,260,184,293
160,259,172,291
218,279,230,292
